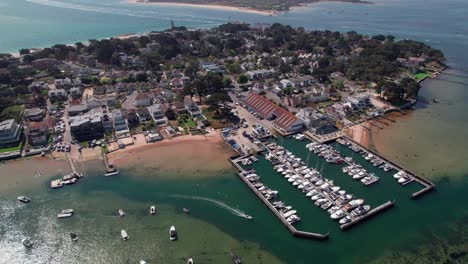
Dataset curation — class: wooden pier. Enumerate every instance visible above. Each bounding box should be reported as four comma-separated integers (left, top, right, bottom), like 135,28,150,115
341,136,435,199
66,153,80,175
340,200,394,230
229,156,329,241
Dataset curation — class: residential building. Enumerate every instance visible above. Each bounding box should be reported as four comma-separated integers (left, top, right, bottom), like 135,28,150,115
69,109,104,141
134,92,152,107
112,109,130,137
243,93,304,134
0,119,23,148
68,104,88,116
296,109,337,135
184,97,203,118
347,93,370,110
23,108,44,122
26,126,48,147
136,107,152,123
147,104,168,126
48,89,67,101
124,109,139,129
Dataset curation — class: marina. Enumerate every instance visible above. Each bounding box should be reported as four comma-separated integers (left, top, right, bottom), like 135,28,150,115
227,129,436,237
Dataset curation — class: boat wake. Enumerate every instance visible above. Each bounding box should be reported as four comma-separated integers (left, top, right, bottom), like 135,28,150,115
167,194,252,219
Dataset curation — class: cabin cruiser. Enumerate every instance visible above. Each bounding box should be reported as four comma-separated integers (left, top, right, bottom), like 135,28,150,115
278,206,292,213
314,198,328,207
344,199,364,211
321,201,333,210
70,233,79,242
394,170,406,179
22,239,33,248
339,215,352,225
351,205,371,217
140,261,148,264
187,258,194,264
282,210,297,219
61,209,74,214
118,209,125,217
361,176,372,184
170,225,177,241
150,205,156,215
287,215,301,224
121,230,129,241
353,171,366,180
398,175,412,184
331,209,346,220
311,194,324,201
17,196,31,203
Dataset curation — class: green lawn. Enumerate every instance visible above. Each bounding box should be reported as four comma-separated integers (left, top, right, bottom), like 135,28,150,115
412,72,430,82
0,143,22,153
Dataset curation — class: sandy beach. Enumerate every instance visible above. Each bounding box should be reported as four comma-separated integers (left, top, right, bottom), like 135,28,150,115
107,132,236,179
127,0,277,16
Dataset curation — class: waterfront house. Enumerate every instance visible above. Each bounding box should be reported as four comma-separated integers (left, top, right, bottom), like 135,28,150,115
112,109,130,138
347,93,370,110
136,107,152,123
0,119,23,148
296,109,337,135
68,104,88,116
124,109,139,129
25,124,48,147
86,97,101,110
147,104,168,126
184,97,203,118
69,109,104,142
31,58,59,71
172,100,188,115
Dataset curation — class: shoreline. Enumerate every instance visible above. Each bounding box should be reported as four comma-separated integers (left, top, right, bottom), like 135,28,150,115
127,0,278,16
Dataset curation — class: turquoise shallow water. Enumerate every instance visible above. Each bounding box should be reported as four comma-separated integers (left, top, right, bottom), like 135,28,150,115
1,0,468,262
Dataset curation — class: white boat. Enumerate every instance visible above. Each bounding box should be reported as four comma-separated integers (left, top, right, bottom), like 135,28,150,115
50,179,64,189
140,261,148,264
61,209,74,214
398,175,412,184
121,230,129,241
104,170,120,177
351,205,371,217
394,170,405,179
187,258,194,264
150,205,156,215
170,225,177,241
311,194,323,201
331,210,346,220
306,190,318,197
339,215,352,225
282,210,297,218
118,209,125,217
17,196,31,203
287,215,301,224
57,213,73,218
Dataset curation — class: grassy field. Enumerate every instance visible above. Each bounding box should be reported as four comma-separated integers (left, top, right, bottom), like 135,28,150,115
0,143,22,153
412,72,430,82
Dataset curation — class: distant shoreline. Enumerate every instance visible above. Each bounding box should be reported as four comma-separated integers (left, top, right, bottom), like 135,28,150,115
127,0,278,16
128,0,371,16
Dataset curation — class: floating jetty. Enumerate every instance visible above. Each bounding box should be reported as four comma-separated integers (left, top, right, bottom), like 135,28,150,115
341,136,435,199
229,155,329,241
340,200,394,230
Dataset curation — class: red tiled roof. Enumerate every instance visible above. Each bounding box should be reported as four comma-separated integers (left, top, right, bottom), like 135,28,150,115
243,93,302,132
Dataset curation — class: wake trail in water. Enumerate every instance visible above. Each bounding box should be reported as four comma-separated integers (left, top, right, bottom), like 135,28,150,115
167,194,252,219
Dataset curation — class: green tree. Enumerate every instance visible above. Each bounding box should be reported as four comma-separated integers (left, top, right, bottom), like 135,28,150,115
236,74,248,84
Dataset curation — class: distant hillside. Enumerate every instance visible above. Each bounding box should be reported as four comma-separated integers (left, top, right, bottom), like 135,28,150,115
142,0,370,12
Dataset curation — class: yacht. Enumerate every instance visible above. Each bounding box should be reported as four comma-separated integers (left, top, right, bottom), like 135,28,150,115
279,206,292,213
17,196,31,203
344,199,364,211
351,205,371,217
170,225,177,241
187,258,194,264
398,175,412,184
70,233,79,242
121,230,129,241
394,170,405,179
311,194,323,201
339,215,352,225
287,215,301,224
118,209,125,217
22,239,33,248
282,210,297,219
140,261,148,264
306,190,318,197
150,205,156,215
331,209,346,220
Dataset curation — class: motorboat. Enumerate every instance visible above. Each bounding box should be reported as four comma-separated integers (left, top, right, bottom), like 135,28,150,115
17,196,31,203
328,206,340,214
70,233,79,242
311,194,323,201
398,175,412,184
57,212,73,218
344,199,364,211
306,190,318,197
231,253,242,264
183,208,191,214
121,230,129,241
331,209,346,220
118,209,125,217
61,209,74,214
394,170,405,179
140,261,148,264
339,215,352,225
282,210,297,219
321,201,333,210
187,258,194,264
351,205,371,217
170,225,177,241
279,206,292,213
104,170,120,177
150,205,156,215
287,215,301,224
22,239,33,248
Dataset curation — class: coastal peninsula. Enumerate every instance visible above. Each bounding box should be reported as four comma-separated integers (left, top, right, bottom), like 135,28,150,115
132,0,371,14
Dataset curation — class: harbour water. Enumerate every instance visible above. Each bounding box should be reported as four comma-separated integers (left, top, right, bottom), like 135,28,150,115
1,0,468,263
